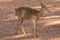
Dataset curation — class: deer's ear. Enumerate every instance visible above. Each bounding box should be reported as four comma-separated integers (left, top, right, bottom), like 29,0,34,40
40,2,47,8
40,2,43,6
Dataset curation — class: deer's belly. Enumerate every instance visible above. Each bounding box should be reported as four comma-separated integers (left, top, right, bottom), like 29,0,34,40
23,15,32,20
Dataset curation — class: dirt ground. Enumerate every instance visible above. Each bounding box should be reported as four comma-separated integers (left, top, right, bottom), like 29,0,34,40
0,0,60,40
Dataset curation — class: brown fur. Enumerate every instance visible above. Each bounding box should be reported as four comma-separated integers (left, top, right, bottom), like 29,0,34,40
15,4,51,37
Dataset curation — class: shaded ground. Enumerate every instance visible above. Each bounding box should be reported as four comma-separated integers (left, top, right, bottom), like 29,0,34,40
0,0,60,40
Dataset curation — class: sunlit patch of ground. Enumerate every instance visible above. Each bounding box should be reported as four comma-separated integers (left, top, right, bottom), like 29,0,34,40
0,33,34,40
49,37,60,40
55,0,60,2
0,0,13,2
41,16,60,19
43,20,60,27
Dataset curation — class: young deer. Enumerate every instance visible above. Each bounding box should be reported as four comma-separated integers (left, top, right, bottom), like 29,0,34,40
15,3,51,37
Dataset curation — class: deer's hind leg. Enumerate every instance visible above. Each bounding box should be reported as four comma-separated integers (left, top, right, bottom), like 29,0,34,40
15,17,26,35
21,18,26,35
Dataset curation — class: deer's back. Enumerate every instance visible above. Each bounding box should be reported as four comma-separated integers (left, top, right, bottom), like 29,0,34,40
15,7,39,20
